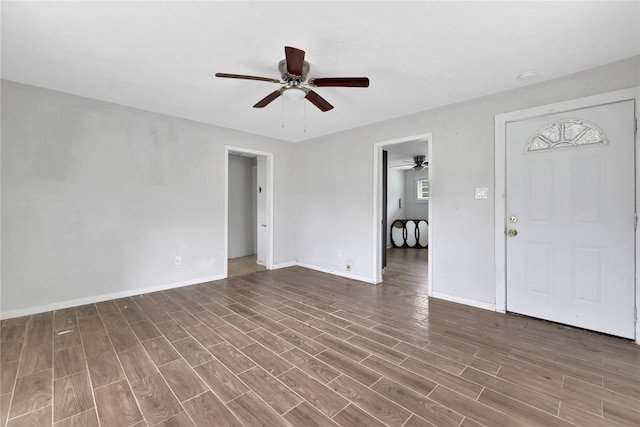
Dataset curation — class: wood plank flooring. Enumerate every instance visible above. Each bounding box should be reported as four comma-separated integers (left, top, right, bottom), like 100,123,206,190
1,248,639,426
228,255,266,278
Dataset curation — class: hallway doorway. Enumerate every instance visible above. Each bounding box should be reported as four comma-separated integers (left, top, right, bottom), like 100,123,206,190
373,134,432,291
225,146,274,278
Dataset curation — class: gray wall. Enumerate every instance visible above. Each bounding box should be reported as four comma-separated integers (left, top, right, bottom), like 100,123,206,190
1,80,297,317
2,56,639,317
228,155,256,258
403,168,429,220
295,56,640,304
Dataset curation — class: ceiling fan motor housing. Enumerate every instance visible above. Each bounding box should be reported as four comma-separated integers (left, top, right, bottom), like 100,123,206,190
278,59,310,82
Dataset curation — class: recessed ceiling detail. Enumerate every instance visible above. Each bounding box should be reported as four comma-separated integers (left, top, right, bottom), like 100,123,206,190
516,71,539,81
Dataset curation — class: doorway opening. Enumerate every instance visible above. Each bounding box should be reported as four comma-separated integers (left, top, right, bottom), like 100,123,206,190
225,146,274,278
373,133,432,294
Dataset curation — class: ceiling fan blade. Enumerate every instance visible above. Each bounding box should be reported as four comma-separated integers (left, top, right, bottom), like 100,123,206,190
215,73,280,83
309,77,370,87
253,90,283,108
305,90,334,112
284,46,305,76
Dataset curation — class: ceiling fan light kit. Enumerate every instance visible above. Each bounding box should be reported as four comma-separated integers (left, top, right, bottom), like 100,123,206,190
215,46,369,112
282,87,306,100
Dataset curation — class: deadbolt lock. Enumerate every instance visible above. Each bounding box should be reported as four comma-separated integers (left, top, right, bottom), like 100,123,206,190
507,229,518,237
509,215,517,223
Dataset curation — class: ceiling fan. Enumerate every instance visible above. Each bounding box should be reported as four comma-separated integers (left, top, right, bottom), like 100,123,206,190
390,155,429,170
215,46,369,112
412,155,428,170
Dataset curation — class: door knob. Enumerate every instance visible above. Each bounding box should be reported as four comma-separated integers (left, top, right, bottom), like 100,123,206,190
507,229,518,237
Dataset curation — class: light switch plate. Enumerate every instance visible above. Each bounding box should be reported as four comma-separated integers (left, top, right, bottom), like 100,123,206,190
475,187,488,199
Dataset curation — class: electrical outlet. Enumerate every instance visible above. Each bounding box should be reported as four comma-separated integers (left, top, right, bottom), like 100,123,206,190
337,250,342,258
346,264,352,272
174,256,181,266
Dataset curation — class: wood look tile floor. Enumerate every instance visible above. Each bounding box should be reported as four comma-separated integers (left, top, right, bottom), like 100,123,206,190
228,255,266,278
2,248,639,426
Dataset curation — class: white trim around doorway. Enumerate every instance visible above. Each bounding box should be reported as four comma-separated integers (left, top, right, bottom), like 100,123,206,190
224,146,274,277
372,133,433,295
494,87,640,343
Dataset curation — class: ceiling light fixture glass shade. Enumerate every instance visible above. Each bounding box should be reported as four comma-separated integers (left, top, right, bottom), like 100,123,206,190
282,87,306,100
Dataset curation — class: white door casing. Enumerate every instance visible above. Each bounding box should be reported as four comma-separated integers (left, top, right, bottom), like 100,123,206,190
224,146,274,276
372,134,433,291
505,100,635,339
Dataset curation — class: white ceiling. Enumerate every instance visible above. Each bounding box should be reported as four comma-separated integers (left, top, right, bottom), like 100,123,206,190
2,1,639,147
384,139,430,169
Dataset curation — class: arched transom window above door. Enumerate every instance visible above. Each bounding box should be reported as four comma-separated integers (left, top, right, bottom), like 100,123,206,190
525,118,607,153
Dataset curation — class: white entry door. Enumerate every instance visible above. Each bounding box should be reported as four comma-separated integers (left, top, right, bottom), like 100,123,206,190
506,100,635,339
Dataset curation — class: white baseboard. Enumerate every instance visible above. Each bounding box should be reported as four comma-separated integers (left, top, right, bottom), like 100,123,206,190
0,274,226,320
295,262,376,284
430,291,496,311
1,263,378,319
272,261,296,269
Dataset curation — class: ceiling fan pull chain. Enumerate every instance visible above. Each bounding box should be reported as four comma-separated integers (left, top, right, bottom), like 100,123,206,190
281,96,285,128
303,99,307,133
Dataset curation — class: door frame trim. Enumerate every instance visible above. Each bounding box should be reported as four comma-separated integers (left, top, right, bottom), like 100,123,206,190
372,133,432,292
494,87,640,343
224,146,274,277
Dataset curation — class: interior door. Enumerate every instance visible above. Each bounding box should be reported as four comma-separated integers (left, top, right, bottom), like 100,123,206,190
382,150,388,269
506,100,635,338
